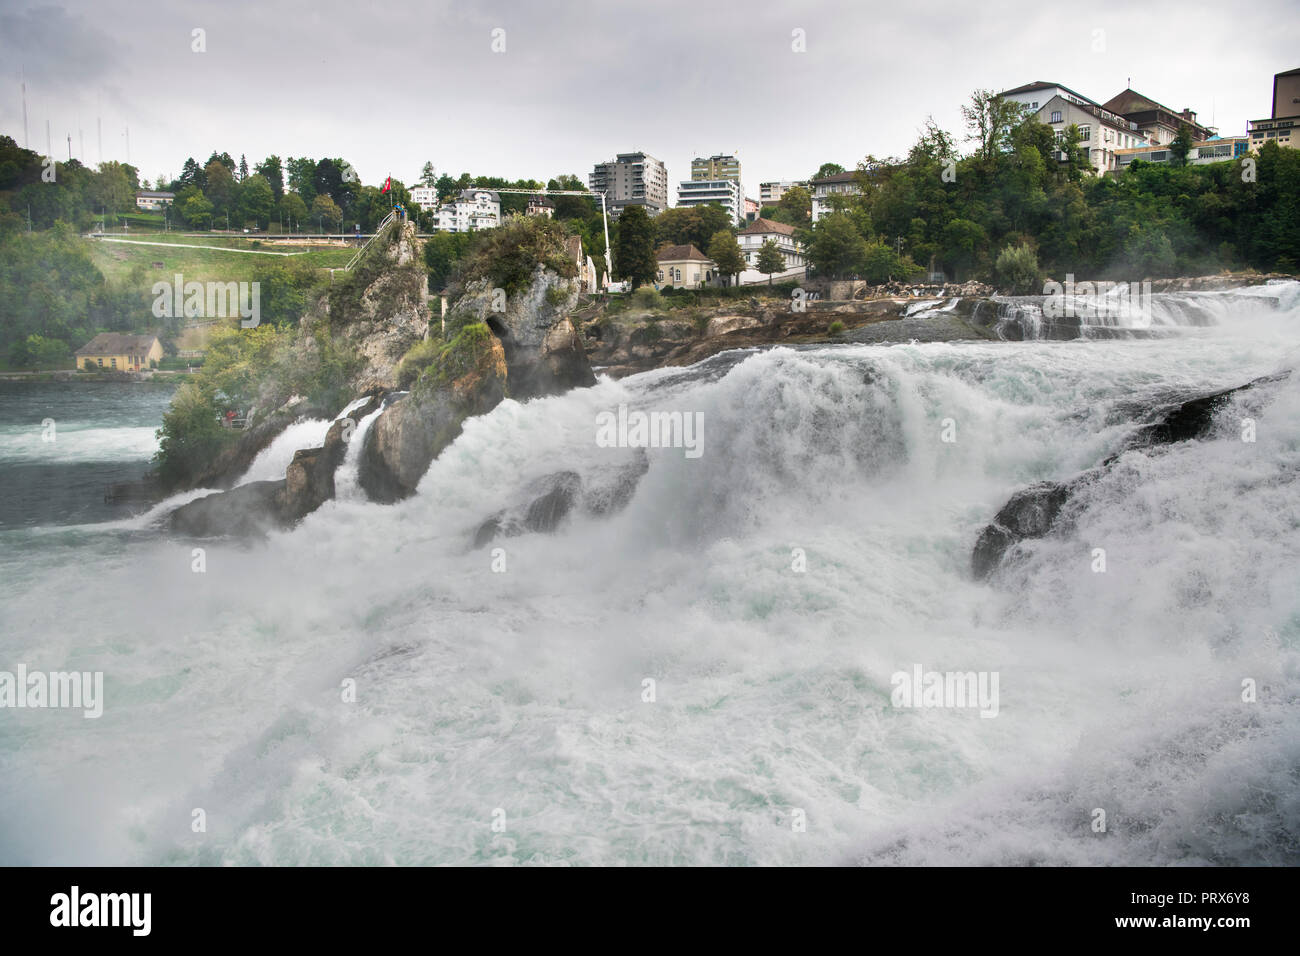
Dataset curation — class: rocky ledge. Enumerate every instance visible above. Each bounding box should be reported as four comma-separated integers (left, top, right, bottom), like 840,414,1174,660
972,370,1291,579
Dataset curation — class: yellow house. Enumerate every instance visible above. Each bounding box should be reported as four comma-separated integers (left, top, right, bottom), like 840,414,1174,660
75,333,164,372
655,244,716,290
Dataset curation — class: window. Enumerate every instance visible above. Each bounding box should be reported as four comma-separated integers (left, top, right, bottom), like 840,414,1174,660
1051,110,1062,124
1079,125,1091,141
110,358,117,368
97,358,103,367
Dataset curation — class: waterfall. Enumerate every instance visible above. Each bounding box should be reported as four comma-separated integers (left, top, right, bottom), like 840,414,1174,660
3,283,1298,866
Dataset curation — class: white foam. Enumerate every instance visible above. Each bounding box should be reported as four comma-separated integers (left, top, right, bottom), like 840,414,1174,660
2,287,1298,865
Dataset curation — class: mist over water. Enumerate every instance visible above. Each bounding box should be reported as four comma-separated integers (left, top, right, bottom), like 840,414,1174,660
1,286,1298,865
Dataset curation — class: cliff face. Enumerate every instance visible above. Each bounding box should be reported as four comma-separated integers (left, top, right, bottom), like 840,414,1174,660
164,226,597,531
446,266,596,399
359,330,508,503
357,266,596,502
324,220,432,393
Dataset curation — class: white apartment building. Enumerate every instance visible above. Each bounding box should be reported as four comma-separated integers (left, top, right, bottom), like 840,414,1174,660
432,188,501,232
999,81,1098,114
409,185,439,210
675,178,744,225
809,171,860,222
1035,95,1147,173
997,81,1149,173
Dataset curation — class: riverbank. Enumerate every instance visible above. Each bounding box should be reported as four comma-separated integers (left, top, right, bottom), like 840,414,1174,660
0,369,188,384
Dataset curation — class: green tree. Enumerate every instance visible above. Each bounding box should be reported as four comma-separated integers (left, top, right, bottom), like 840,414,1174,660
310,194,342,232
279,192,307,231
707,230,746,286
654,204,733,249
613,205,656,288
153,382,231,488
90,161,134,219
777,184,812,224
254,155,284,199
813,162,845,180
808,212,867,277
1170,124,1195,167
14,333,70,368
994,242,1041,294
204,160,236,220
238,174,275,228
962,90,1032,161
424,231,472,291
286,157,317,204
182,192,214,229
756,239,785,284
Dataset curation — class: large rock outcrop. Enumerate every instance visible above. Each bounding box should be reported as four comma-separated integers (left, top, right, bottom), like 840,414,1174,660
358,262,600,503
325,221,432,392
359,329,508,503
447,266,595,399
168,396,378,537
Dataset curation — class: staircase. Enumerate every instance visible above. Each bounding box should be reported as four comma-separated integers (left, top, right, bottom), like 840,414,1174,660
344,210,399,272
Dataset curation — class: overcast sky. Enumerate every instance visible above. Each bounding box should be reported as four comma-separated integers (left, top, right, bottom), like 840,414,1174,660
2,0,1296,197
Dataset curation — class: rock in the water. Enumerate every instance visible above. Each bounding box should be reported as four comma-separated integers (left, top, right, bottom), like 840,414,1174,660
472,471,583,545
359,335,508,503
971,480,1076,579
280,427,347,522
973,369,1291,579
1126,370,1290,452
523,472,581,533
168,480,289,537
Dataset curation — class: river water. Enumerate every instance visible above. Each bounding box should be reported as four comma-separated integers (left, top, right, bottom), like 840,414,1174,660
1,283,1298,865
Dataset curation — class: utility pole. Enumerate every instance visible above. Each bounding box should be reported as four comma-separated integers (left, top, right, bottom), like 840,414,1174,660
20,70,28,148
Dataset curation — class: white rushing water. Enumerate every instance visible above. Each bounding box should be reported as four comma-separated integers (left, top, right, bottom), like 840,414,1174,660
332,403,388,502
234,396,377,487
1,285,1298,865
0,423,159,464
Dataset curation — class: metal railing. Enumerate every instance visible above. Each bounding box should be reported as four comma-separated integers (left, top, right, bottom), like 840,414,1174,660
344,210,398,272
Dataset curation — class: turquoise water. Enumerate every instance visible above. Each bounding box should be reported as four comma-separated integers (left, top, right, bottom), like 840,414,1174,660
0,381,173,529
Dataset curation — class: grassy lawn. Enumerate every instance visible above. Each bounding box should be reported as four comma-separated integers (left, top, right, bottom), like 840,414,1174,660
86,234,358,283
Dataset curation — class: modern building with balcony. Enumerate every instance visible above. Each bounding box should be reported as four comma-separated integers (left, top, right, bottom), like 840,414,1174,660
589,152,668,216
675,178,743,225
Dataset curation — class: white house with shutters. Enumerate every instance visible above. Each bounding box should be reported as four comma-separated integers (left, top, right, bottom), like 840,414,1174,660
431,189,501,232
